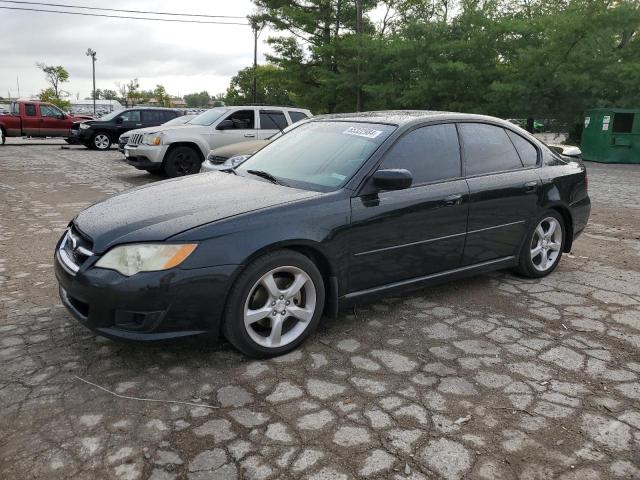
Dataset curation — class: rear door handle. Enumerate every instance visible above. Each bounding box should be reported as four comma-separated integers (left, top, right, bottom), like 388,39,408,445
244,133,256,138
524,181,538,192
444,193,463,206
135,123,142,126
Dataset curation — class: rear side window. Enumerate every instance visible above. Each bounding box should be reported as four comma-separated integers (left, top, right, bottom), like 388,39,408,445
381,124,461,184
260,110,288,130
25,104,36,116
163,110,178,121
506,130,538,167
288,111,308,123
459,123,523,175
612,113,634,133
142,110,165,123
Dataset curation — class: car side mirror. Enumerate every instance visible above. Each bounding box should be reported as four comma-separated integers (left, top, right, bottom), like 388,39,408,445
372,169,413,191
217,119,234,130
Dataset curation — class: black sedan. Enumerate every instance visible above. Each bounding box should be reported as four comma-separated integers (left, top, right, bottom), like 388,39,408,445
55,111,590,357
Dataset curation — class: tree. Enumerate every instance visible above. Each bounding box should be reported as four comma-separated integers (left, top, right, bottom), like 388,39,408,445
225,64,294,106
36,63,69,99
153,84,171,107
115,78,140,107
38,87,70,110
184,91,211,107
102,89,118,100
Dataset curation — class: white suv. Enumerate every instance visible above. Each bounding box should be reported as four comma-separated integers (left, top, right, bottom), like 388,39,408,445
124,106,312,177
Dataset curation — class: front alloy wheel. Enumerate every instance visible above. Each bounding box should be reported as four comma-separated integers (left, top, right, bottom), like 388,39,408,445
223,250,325,358
244,266,317,349
93,133,111,150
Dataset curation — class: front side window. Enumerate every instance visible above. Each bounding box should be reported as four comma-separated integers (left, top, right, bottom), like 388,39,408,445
380,124,461,184
119,110,141,122
41,104,63,118
506,130,538,167
25,104,36,116
260,110,287,130
222,110,255,129
236,121,396,192
459,123,523,176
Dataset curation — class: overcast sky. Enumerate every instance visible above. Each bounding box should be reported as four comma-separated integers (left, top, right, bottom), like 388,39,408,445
0,0,273,100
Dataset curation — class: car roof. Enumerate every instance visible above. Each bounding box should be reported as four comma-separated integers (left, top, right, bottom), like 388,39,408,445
311,110,513,127
228,105,311,112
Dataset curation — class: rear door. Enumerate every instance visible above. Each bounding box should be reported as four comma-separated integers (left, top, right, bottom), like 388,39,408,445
257,109,288,139
39,104,69,136
348,123,469,292
459,123,541,265
213,109,257,148
22,103,40,136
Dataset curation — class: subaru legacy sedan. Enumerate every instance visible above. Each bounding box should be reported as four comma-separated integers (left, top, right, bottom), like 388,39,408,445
55,111,590,357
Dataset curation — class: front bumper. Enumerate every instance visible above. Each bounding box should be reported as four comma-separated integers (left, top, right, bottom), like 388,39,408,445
200,158,229,173
55,246,238,341
124,144,168,170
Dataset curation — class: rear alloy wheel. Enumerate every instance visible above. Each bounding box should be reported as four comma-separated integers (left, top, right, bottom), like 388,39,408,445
164,146,201,177
223,250,325,358
516,211,565,278
92,133,111,150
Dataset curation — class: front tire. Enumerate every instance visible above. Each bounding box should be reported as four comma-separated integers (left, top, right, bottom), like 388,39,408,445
163,146,202,177
91,132,111,150
1,128,6,145
223,250,325,358
515,211,565,278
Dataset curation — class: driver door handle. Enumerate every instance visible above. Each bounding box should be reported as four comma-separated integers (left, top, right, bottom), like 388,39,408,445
444,193,463,206
244,133,256,138
524,181,538,192
135,123,142,126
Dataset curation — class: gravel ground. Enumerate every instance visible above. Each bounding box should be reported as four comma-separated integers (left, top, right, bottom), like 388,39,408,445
1,138,639,480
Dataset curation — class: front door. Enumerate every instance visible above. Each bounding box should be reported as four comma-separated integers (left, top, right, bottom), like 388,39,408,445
116,110,142,137
347,123,469,293
39,104,68,136
458,123,541,265
213,109,257,148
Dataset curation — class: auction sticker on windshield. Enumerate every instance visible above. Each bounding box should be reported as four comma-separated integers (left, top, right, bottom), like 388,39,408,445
343,126,383,139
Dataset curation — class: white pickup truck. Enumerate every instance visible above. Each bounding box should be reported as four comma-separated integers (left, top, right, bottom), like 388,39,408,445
124,105,312,177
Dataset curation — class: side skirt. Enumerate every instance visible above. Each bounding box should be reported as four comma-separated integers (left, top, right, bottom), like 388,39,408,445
339,256,517,306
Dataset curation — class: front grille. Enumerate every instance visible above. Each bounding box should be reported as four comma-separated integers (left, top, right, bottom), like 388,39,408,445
128,134,143,146
209,155,228,165
59,226,94,274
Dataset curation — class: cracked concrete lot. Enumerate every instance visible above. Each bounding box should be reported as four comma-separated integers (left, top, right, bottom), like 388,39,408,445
1,138,639,480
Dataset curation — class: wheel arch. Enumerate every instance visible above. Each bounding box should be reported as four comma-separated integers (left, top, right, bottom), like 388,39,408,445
548,204,574,253
218,240,339,336
163,142,205,166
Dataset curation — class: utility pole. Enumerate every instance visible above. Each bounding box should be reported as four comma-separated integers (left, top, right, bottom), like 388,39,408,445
355,0,363,112
252,21,259,104
86,48,97,116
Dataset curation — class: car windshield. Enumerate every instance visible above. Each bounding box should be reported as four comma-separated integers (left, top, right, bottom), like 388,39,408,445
189,108,228,126
236,121,396,192
98,109,125,121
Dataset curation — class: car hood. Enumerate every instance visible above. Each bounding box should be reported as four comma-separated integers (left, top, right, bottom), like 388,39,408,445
73,173,320,253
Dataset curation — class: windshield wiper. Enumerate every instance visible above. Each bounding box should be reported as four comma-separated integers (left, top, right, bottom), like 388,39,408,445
246,169,287,186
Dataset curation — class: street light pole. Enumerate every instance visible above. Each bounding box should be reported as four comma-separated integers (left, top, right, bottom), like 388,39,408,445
252,22,258,104
86,48,97,116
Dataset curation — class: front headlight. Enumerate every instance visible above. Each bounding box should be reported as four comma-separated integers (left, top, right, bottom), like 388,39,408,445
79,123,90,130
95,243,197,276
142,132,163,146
224,154,251,167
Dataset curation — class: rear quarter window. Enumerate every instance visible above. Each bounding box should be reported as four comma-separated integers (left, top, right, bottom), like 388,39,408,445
288,111,309,123
506,130,538,167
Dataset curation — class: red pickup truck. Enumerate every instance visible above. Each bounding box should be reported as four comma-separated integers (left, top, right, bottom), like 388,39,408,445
0,100,92,144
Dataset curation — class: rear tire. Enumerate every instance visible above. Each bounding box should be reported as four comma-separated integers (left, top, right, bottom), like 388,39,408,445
164,146,202,177
223,250,325,358
1,128,5,145
515,210,565,278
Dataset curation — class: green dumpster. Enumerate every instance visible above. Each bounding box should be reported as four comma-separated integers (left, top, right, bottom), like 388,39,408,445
581,108,640,164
